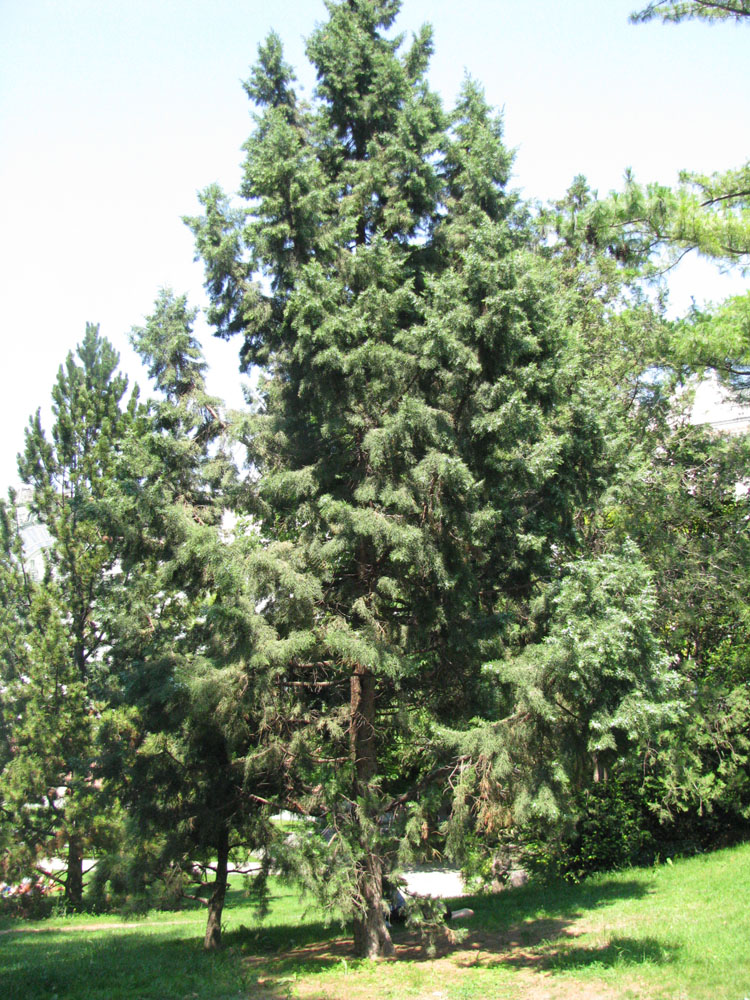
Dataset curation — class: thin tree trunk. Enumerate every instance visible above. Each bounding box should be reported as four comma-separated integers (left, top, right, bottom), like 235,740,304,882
204,824,230,951
65,833,84,911
593,752,609,784
350,665,394,959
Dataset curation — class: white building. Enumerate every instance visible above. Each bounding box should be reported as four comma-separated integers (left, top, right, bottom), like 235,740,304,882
686,371,750,436
13,484,53,581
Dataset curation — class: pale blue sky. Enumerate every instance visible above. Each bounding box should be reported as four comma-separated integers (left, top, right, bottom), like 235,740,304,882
1,0,748,486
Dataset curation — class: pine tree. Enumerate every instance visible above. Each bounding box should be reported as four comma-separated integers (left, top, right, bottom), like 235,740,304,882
0,492,34,871
619,5,750,268
4,326,133,908
99,290,318,949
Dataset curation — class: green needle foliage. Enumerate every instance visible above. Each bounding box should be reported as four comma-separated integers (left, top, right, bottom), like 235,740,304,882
618,7,750,273
2,326,135,909
0,492,36,873
615,422,750,831
3,0,748,954
187,0,617,957
631,0,750,23
613,167,750,270
98,290,319,950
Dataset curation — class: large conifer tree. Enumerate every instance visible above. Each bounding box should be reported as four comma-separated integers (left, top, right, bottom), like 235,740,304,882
189,0,598,957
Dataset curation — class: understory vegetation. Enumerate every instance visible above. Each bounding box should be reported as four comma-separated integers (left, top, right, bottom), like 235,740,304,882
2,844,749,1000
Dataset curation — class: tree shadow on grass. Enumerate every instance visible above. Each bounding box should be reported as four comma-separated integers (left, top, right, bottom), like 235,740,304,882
0,920,302,1000
230,872,660,995
227,914,345,958
545,935,679,971
488,930,680,976
465,875,653,934
1,875,662,999
0,881,341,1000
437,874,653,956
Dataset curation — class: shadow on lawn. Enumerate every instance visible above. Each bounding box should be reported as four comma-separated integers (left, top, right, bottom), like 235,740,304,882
233,873,663,990
2,876,668,998
545,935,678,970
0,915,334,1000
485,929,679,976
446,874,654,946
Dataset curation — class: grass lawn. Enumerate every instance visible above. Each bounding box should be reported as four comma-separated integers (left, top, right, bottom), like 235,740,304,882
2,842,748,1000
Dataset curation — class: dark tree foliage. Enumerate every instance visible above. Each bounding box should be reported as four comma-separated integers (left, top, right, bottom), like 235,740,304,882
188,0,611,956
0,493,35,868
98,291,317,949
4,0,749,948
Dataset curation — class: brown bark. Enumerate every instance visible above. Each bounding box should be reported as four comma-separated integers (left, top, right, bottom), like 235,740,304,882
351,666,377,791
203,824,230,950
593,753,609,784
349,666,394,959
65,833,84,910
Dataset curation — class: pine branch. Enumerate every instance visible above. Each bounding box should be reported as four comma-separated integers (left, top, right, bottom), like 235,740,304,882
382,759,469,815
701,189,750,207
33,865,67,888
180,891,210,906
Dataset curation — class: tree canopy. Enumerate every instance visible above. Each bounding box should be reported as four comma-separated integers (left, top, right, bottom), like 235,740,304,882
1,0,749,961
185,0,689,957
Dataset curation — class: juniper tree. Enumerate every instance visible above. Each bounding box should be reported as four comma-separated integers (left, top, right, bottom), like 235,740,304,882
623,3,750,833
529,174,750,856
187,0,608,957
172,3,747,919
611,418,750,831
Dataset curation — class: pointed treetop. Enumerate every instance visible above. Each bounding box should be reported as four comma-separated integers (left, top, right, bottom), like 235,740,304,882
19,324,129,494
307,0,433,154
442,77,514,223
243,32,298,110
130,289,206,402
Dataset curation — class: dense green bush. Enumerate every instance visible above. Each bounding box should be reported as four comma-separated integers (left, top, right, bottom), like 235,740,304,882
564,778,656,879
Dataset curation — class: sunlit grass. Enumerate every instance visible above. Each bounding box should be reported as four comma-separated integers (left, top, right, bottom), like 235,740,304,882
2,843,749,999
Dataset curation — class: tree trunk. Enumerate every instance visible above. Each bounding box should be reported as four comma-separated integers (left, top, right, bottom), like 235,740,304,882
593,753,609,784
65,833,84,911
204,824,229,951
350,666,394,959
352,846,395,958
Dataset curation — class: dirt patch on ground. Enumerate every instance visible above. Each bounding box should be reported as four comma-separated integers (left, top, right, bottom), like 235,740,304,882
244,917,632,1000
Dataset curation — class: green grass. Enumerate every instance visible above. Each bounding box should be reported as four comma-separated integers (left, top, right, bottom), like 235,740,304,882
2,843,749,1000
0,883,335,1000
